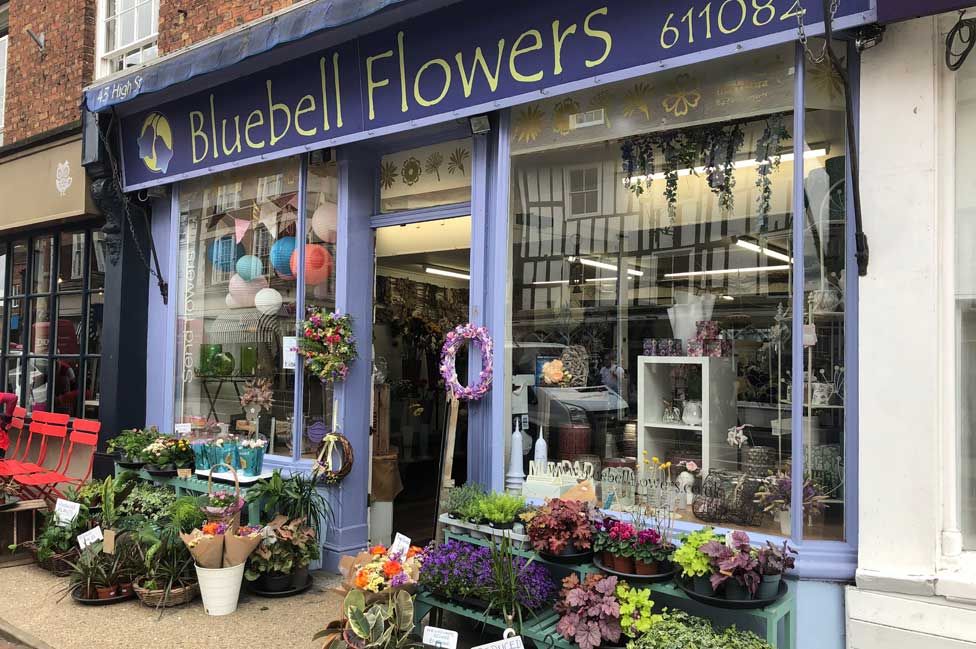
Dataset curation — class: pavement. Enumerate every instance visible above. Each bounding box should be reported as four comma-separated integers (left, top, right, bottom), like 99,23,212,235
0,564,345,649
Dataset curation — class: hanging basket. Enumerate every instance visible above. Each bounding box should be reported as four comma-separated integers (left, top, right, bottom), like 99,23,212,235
200,463,244,528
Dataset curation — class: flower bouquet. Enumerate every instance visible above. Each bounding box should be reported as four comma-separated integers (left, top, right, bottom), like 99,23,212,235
338,542,423,604
198,478,245,527
181,521,266,615
236,437,267,476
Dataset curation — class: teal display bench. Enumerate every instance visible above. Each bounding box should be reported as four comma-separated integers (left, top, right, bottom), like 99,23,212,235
115,465,264,525
414,530,796,649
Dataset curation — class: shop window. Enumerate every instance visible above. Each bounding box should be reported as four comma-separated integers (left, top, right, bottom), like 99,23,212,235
97,0,159,78
956,57,976,549
504,43,849,541
379,138,473,212
174,158,302,455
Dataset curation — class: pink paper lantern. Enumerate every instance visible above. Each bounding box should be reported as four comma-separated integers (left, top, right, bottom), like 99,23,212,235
228,273,268,308
290,244,333,285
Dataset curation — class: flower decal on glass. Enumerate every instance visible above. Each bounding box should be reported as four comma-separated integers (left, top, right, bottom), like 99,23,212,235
447,147,469,176
401,156,422,186
622,82,653,121
379,160,398,190
588,89,614,127
808,58,845,101
424,151,444,181
513,104,545,143
662,86,702,117
552,98,581,135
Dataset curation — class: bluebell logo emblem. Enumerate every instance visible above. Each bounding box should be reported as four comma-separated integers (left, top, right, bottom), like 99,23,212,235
136,112,174,173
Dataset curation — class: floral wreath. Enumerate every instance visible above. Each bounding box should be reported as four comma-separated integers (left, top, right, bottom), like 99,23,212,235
439,323,493,401
297,308,358,383
312,432,354,486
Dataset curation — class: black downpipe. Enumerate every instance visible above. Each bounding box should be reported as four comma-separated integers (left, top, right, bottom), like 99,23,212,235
822,0,869,276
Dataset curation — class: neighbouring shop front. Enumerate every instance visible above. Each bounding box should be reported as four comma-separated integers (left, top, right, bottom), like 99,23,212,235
83,1,875,646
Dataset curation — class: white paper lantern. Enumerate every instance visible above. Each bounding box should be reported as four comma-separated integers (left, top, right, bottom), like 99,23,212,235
254,287,283,315
225,293,242,309
311,201,337,243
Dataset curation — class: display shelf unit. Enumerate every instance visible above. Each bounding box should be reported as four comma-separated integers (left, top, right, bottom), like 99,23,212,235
414,530,796,649
636,356,738,474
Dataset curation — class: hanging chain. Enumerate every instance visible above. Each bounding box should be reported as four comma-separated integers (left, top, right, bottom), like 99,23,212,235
796,0,840,64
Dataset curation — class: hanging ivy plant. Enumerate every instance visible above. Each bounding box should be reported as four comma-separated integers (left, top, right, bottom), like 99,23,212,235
621,134,656,196
659,132,682,224
720,124,745,213
754,113,789,233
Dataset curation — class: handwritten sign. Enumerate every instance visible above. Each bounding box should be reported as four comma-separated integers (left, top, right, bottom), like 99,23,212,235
54,498,81,526
423,627,458,649
390,532,411,558
77,526,104,550
175,422,192,435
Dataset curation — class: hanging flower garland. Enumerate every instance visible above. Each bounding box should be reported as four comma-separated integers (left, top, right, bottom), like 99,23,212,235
297,308,358,383
439,323,493,401
312,431,354,486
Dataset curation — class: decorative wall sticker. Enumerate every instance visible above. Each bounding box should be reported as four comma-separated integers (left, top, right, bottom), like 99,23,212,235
447,147,469,176
622,82,653,120
401,156,422,185
513,104,545,143
379,160,398,189
552,97,581,135
424,151,444,181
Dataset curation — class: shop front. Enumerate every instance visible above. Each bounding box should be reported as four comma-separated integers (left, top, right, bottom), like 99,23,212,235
83,1,876,645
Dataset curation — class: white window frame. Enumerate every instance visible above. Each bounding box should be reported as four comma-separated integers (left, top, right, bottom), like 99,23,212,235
564,164,602,218
95,0,159,79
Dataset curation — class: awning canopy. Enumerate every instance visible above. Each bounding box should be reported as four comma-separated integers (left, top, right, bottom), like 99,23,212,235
83,0,438,113
877,0,972,23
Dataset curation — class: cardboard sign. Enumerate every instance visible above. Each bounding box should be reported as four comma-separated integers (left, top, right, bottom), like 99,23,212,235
102,529,117,554
282,336,298,370
472,636,524,649
175,422,192,434
177,468,193,478
423,627,458,649
54,498,81,526
77,526,104,550
390,532,411,558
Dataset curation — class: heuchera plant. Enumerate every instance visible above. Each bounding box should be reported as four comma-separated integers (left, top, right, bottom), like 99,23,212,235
526,499,597,554
616,582,661,638
554,573,621,649
672,527,721,578
700,531,760,595
757,540,797,576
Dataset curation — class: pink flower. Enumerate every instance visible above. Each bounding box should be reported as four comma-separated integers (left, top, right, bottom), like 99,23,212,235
685,461,699,472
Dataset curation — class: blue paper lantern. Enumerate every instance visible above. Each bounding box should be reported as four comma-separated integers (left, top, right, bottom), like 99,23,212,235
236,255,264,281
208,236,243,272
270,236,297,278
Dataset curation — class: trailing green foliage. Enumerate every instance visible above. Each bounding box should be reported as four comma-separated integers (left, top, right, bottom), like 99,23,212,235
626,610,773,649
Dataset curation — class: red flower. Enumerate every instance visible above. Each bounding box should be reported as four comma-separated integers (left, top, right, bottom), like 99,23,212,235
382,560,402,578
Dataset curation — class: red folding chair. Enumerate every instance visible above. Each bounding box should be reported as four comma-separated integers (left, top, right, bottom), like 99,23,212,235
15,418,101,500
0,406,27,463
0,419,66,479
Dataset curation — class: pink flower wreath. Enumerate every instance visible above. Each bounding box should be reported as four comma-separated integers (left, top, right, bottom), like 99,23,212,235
439,323,493,401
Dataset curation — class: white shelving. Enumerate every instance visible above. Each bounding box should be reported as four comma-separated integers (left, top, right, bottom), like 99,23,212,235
636,355,738,476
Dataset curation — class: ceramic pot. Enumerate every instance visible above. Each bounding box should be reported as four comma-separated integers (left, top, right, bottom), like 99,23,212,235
693,575,714,595
757,574,781,600
724,579,752,601
262,571,293,593
612,555,634,574
117,582,134,597
291,566,309,589
634,559,658,575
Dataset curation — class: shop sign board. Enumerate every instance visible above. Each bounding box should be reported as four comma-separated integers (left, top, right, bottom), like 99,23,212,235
117,0,871,189
877,0,971,23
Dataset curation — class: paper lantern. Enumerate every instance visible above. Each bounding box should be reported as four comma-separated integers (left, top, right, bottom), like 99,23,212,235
270,237,297,278
225,293,242,309
208,236,244,272
311,202,337,243
254,288,283,315
228,273,267,308
290,244,333,285
236,255,264,281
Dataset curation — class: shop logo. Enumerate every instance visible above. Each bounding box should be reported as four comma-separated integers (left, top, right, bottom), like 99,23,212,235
136,111,174,174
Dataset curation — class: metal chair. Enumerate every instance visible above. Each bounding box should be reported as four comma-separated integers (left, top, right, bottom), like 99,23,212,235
15,418,101,500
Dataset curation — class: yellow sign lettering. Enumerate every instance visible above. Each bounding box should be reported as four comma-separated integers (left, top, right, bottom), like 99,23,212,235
413,58,452,107
295,94,318,137
551,20,577,75
366,49,394,121
267,81,291,146
584,7,612,68
221,115,242,155
245,109,266,149
190,110,208,163
509,29,544,83
455,40,505,97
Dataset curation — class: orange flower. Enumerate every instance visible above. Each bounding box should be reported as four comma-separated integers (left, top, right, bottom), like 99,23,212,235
202,522,219,535
382,560,403,578
353,569,370,589
369,544,387,556
406,546,423,559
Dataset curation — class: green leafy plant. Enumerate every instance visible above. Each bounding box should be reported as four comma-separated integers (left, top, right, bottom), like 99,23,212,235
246,470,331,538
107,427,161,461
627,609,773,649
245,518,319,581
616,581,661,638
478,492,524,525
315,589,419,649
445,482,486,519
166,496,206,533
133,518,196,610
61,544,109,600
117,483,178,520
672,527,721,578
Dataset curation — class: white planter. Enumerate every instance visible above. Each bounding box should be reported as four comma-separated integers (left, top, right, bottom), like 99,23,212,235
195,562,246,616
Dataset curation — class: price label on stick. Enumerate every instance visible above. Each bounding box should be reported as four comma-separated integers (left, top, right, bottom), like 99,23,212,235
77,526,104,550
54,498,81,527
472,635,524,649
423,627,458,649
175,422,192,435
389,532,411,558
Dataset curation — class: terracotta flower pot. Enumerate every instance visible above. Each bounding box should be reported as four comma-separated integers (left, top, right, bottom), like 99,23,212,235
602,550,614,566
117,582,134,597
96,585,119,600
634,559,658,575
612,554,634,574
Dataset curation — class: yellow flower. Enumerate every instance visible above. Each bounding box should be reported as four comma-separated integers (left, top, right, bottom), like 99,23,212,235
652,456,660,464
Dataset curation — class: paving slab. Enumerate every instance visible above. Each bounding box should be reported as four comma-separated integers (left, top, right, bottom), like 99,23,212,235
0,564,343,649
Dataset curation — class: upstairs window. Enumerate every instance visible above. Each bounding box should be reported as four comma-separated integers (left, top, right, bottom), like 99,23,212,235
97,0,159,78
0,3,9,146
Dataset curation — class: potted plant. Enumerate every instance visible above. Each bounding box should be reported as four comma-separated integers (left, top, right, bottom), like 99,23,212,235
627,610,774,649
478,492,525,530
246,470,332,540
616,581,660,639
672,527,721,595
445,483,486,520
526,498,597,560
554,573,622,649
419,539,493,606
756,540,797,599
699,530,761,601
315,588,420,649
633,528,667,575
143,436,195,475
755,472,827,535
62,545,106,601
108,426,161,467
245,517,318,593
484,535,556,631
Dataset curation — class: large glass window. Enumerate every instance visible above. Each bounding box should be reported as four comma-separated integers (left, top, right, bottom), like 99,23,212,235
504,43,849,540
0,227,104,418
175,158,302,456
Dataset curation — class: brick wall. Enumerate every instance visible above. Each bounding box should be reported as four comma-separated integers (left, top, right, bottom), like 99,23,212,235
4,0,95,146
158,0,300,55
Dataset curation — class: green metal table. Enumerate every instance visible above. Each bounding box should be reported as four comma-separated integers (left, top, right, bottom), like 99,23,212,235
115,465,264,524
415,530,796,649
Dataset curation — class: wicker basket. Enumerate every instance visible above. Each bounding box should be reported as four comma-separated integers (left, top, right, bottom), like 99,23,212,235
28,543,79,577
201,463,243,529
133,579,200,608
